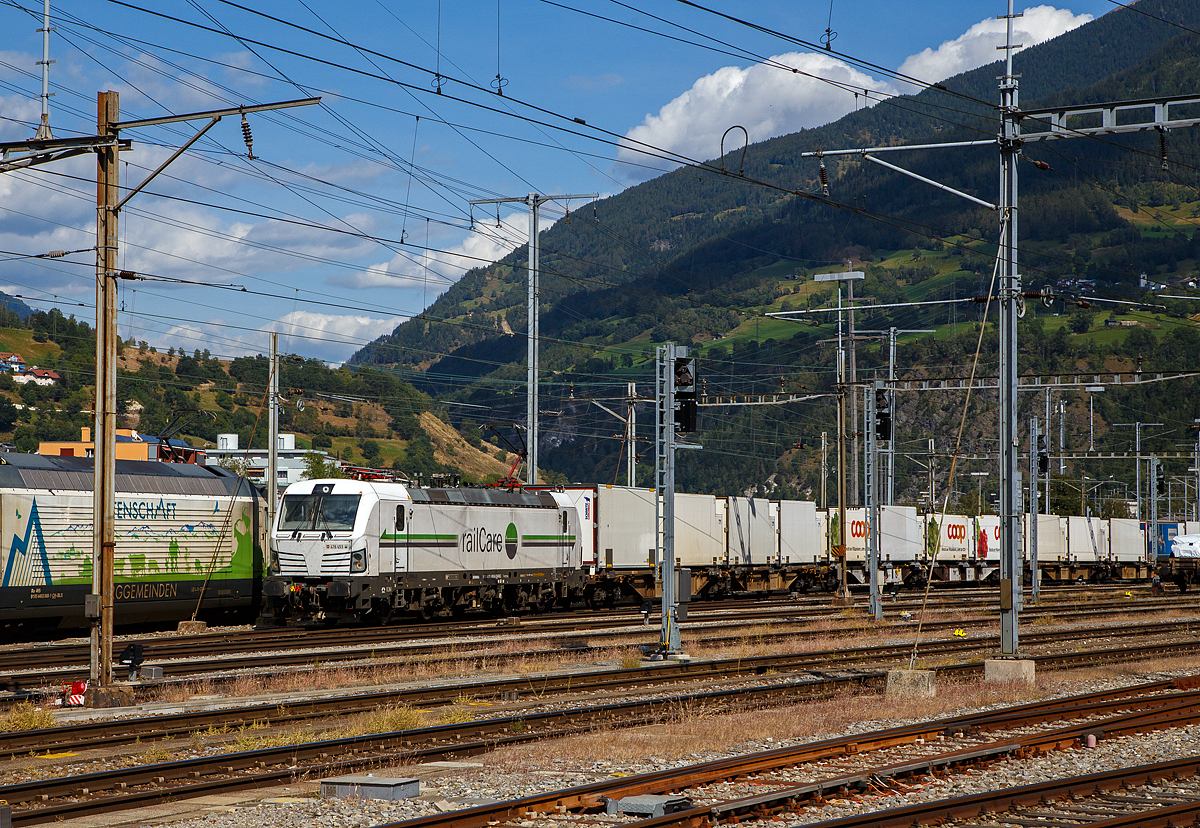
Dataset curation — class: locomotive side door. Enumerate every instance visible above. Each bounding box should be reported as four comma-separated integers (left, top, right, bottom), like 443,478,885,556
391,502,408,573
561,510,571,567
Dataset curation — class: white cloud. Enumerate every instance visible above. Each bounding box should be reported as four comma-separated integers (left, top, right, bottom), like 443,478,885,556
898,5,1092,84
617,53,895,182
617,6,1093,183
158,310,404,363
328,210,548,307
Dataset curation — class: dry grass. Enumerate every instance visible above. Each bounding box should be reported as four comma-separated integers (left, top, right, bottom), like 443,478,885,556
342,704,427,737
137,606,1195,707
231,725,320,752
482,677,1048,770
435,694,476,725
135,744,174,765
0,702,55,733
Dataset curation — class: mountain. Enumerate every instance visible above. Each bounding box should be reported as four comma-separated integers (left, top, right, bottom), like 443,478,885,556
349,1,1200,506
0,293,34,321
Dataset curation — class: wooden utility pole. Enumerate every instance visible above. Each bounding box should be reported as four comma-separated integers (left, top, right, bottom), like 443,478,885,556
85,94,320,698
91,90,119,691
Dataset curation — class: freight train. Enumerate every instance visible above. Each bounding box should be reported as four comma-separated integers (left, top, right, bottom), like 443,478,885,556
0,453,265,634
261,478,1189,626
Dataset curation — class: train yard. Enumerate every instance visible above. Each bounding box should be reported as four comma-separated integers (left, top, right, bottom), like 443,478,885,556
0,584,1198,827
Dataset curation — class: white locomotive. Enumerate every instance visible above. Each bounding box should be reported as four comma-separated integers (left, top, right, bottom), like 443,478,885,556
262,478,584,624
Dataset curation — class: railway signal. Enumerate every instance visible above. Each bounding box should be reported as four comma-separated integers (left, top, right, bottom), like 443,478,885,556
873,387,892,441
674,357,698,434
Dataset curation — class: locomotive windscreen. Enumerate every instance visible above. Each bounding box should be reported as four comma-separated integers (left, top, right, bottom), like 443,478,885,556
279,493,360,532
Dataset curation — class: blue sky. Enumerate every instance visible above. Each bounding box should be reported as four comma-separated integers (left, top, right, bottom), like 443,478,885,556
0,0,1116,363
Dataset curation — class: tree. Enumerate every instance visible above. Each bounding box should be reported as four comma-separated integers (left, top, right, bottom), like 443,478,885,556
1068,310,1094,334
359,439,381,464
217,455,249,476
0,397,16,431
460,418,482,449
301,451,344,480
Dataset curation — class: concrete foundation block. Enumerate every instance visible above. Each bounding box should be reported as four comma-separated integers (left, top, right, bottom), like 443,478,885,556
984,658,1036,685
84,686,135,708
177,620,207,634
885,669,936,697
605,795,692,818
320,775,419,801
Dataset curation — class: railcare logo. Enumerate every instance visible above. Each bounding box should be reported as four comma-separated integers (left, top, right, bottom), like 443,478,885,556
505,523,518,559
463,527,505,555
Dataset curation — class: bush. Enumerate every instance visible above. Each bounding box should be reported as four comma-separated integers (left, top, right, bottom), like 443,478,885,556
359,439,381,463
312,434,332,448
391,412,421,440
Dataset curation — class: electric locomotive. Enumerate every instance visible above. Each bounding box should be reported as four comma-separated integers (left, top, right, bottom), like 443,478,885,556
0,453,264,634
261,478,585,625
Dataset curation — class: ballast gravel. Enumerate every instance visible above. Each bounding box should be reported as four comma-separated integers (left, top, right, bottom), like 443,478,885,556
158,667,1200,828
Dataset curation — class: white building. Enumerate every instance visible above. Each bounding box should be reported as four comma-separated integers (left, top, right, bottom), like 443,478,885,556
14,368,59,386
204,432,337,503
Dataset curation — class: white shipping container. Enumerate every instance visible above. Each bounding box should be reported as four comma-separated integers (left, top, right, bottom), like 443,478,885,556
975,516,1000,562
1033,514,1068,561
595,486,657,569
879,506,921,562
676,492,726,568
1109,518,1144,562
1066,516,1108,562
778,500,821,563
843,507,867,562
726,497,774,565
928,514,972,560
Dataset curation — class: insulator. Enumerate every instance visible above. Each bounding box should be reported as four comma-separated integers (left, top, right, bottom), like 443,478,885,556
1159,128,1168,171
819,160,829,197
241,114,255,160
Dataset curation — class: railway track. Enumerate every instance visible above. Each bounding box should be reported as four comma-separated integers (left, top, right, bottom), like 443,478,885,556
374,676,1200,828
4,594,1192,690
13,648,1200,827
2,616,1193,755
0,584,1168,670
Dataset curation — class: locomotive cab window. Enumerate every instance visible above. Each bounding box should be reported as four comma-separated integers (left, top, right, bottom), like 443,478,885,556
279,493,361,532
562,511,569,533
396,505,405,532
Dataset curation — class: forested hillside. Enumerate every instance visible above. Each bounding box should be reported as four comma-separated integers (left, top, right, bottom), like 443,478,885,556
346,0,1200,512
0,309,513,483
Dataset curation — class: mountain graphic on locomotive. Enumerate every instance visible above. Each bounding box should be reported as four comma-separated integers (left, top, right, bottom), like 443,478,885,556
0,453,264,636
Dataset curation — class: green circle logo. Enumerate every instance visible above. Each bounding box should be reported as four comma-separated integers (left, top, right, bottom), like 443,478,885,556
505,523,518,559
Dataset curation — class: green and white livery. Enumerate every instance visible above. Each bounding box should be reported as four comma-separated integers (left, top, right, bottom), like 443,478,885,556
263,478,584,623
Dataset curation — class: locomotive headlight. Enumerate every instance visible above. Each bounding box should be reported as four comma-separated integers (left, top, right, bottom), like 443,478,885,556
350,549,366,572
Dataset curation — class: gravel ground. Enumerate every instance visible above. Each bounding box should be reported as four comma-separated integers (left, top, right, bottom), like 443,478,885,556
156,666,1200,828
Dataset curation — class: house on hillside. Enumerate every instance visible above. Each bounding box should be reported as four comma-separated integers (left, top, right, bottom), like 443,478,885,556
0,353,25,373
13,368,59,386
